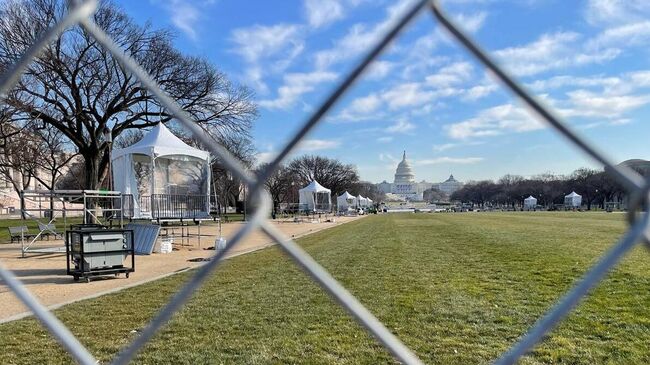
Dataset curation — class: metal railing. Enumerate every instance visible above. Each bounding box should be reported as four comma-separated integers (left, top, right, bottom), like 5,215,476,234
145,194,209,220
0,1,648,364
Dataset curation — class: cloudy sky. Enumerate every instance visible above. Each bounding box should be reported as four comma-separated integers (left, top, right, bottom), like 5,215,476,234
117,0,650,183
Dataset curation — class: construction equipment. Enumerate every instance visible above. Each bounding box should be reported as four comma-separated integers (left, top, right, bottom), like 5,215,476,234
65,228,134,283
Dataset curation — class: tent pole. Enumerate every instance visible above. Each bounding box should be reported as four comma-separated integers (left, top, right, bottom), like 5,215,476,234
151,154,155,220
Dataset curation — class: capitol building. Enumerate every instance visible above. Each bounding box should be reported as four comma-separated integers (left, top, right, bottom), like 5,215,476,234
376,151,463,201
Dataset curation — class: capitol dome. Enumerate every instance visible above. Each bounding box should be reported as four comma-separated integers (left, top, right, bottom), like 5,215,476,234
394,151,415,184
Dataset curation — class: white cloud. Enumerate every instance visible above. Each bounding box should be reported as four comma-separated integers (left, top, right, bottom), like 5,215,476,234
153,0,213,40
385,119,416,133
256,151,277,164
231,24,303,63
314,0,418,69
403,12,486,79
527,70,650,97
454,12,488,33
528,74,623,92
560,90,650,119
298,139,342,151
260,71,338,109
433,141,484,152
379,152,398,163
231,24,305,93
610,118,632,125
628,70,650,86
304,0,344,28
170,2,200,39
415,157,484,165
587,21,650,49
366,60,395,80
436,11,488,44
446,104,544,139
463,84,498,101
494,31,620,77
425,62,473,88
383,83,435,110
377,136,393,142
432,143,458,152
348,94,382,114
335,81,435,121
585,0,650,25
336,61,496,122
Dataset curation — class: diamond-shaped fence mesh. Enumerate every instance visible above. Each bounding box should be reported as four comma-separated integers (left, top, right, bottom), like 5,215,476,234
0,0,648,364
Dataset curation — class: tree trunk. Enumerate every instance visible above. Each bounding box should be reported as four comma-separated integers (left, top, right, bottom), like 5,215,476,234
83,153,101,223
84,154,100,190
20,192,25,220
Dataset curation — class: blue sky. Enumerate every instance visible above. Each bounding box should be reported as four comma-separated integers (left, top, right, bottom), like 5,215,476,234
115,0,650,183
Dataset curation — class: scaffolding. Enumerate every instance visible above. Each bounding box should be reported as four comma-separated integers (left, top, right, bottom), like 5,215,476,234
18,190,129,257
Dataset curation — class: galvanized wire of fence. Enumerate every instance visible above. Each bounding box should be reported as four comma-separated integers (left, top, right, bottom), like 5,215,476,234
0,0,648,364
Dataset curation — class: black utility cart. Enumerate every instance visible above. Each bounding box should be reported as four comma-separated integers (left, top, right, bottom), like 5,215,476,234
65,227,135,283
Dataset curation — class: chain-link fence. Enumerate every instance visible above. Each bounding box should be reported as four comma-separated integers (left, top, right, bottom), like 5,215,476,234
0,0,648,364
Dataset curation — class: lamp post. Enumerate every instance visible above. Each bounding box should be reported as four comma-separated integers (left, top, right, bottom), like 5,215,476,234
291,181,298,215
103,126,112,191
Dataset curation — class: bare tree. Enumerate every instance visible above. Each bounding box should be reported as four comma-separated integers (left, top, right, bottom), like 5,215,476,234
210,134,255,213
351,181,385,203
422,187,446,203
256,163,294,213
287,155,359,197
568,168,600,210
0,123,39,217
27,123,78,191
0,0,257,190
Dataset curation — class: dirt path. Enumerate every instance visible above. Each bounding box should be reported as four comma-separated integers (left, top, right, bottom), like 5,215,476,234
0,215,364,322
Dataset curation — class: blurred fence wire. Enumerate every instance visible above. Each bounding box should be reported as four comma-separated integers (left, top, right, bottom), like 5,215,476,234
0,0,648,364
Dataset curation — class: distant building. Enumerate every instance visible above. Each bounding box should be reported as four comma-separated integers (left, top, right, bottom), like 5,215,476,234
376,151,463,201
618,159,650,175
437,174,463,196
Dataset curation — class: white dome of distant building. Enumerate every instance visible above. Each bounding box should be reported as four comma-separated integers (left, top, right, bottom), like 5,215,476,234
394,151,415,184
376,150,464,202
617,159,650,176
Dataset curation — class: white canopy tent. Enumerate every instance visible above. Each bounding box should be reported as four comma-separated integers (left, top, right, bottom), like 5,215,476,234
357,195,368,208
299,180,332,212
523,195,537,210
111,123,211,219
564,191,582,208
337,191,357,212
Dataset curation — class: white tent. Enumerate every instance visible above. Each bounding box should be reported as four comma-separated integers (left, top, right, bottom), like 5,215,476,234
523,195,537,210
357,195,368,208
111,123,211,219
564,191,582,208
299,180,332,212
337,191,357,212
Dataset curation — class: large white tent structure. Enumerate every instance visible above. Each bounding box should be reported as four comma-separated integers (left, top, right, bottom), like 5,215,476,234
111,123,211,219
299,180,332,212
564,191,582,208
337,191,357,212
523,196,537,210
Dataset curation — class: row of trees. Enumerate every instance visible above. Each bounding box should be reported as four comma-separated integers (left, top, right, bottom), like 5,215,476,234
261,155,384,212
450,168,632,209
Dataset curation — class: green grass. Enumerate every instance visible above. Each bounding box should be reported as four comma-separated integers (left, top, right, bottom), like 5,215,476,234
0,217,84,243
1,212,650,364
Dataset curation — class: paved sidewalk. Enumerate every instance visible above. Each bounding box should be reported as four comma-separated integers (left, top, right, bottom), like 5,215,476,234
0,215,364,322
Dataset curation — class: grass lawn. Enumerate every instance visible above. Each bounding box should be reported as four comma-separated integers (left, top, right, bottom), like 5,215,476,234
1,212,650,364
0,217,84,243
